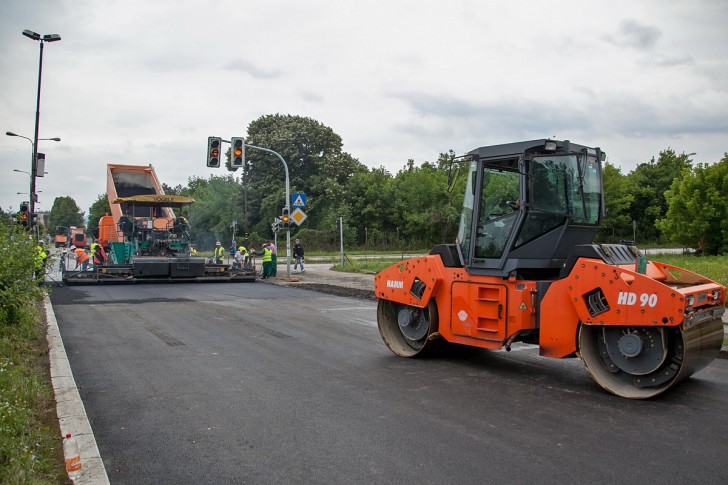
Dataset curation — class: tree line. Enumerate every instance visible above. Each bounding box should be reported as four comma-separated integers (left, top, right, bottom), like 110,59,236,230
32,114,728,254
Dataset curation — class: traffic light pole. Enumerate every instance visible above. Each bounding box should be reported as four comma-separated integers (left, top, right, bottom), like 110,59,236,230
244,143,292,279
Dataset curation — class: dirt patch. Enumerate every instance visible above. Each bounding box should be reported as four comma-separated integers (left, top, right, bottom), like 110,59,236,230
292,283,376,300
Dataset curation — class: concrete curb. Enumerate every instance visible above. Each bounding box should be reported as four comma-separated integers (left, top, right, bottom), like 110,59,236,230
45,295,110,484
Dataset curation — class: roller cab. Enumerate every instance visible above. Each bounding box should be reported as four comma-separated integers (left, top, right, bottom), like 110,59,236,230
374,139,725,399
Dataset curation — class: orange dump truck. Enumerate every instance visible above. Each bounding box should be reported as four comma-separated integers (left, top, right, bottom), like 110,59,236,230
69,227,87,248
54,233,68,248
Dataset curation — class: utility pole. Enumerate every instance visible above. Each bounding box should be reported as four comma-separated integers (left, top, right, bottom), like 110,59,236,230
339,217,344,266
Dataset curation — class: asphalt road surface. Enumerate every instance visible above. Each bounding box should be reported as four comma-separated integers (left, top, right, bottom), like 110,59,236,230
50,282,728,484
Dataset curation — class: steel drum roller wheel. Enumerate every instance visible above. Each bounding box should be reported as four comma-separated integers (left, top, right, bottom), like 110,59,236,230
377,299,439,357
578,319,724,399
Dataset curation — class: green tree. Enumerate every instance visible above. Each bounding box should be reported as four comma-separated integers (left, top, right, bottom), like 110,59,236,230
162,183,185,195
347,166,396,246
87,194,111,237
186,175,244,249
392,160,457,248
626,149,692,243
48,196,84,233
244,114,367,234
657,155,728,254
598,162,634,242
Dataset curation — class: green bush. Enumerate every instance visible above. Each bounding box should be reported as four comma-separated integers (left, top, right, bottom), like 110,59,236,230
0,219,61,483
0,221,45,327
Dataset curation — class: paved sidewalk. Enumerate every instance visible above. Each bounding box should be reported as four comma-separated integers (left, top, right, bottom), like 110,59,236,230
263,263,376,299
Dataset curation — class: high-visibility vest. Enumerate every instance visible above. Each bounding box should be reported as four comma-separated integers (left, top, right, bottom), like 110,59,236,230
75,248,89,263
35,246,47,268
262,248,272,263
93,246,107,264
90,242,99,255
239,246,248,256
214,246,225,259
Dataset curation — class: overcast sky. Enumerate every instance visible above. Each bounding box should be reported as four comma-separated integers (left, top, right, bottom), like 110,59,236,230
1,0,726,217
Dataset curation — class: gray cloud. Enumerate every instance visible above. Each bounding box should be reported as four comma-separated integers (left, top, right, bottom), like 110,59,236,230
391,89,728,146
300,91,324,103
223,59,282,79
646,54,695,68
604,19,662,50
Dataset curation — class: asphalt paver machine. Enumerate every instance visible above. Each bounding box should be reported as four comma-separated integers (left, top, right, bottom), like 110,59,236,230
62,164,255,284
374,139,725,398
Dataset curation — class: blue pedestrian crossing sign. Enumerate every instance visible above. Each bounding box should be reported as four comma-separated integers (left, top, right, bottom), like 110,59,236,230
291,193,307,208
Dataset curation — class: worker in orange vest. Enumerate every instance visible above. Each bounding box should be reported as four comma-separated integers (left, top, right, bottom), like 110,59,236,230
72,245,90,271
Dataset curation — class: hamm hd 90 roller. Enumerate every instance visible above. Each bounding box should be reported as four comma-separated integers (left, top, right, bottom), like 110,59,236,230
374,139,725,399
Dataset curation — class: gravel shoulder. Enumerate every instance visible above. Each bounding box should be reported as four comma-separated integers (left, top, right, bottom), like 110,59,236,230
263,263,376,300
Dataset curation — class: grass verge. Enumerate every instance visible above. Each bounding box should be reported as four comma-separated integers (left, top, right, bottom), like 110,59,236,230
331,259,404,274
0,302,66,484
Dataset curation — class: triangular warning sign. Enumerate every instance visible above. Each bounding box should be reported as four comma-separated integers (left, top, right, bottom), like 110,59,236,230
293,195,305,207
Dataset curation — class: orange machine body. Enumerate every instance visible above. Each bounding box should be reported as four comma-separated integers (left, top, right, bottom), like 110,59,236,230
374,254,725,358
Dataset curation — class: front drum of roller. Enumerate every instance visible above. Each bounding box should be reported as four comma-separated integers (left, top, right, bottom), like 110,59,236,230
578,318,724,399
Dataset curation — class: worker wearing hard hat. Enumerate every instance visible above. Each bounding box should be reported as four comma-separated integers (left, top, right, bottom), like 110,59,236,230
213,241,225,264
249,243,273,279
72,245,90,271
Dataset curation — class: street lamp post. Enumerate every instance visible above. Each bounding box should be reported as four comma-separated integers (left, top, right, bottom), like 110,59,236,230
21,29,61,225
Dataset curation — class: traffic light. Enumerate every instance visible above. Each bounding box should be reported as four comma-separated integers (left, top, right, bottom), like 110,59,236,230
281,208,291,229
207,137,222,167
19,202,29,228
231,137,245,167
